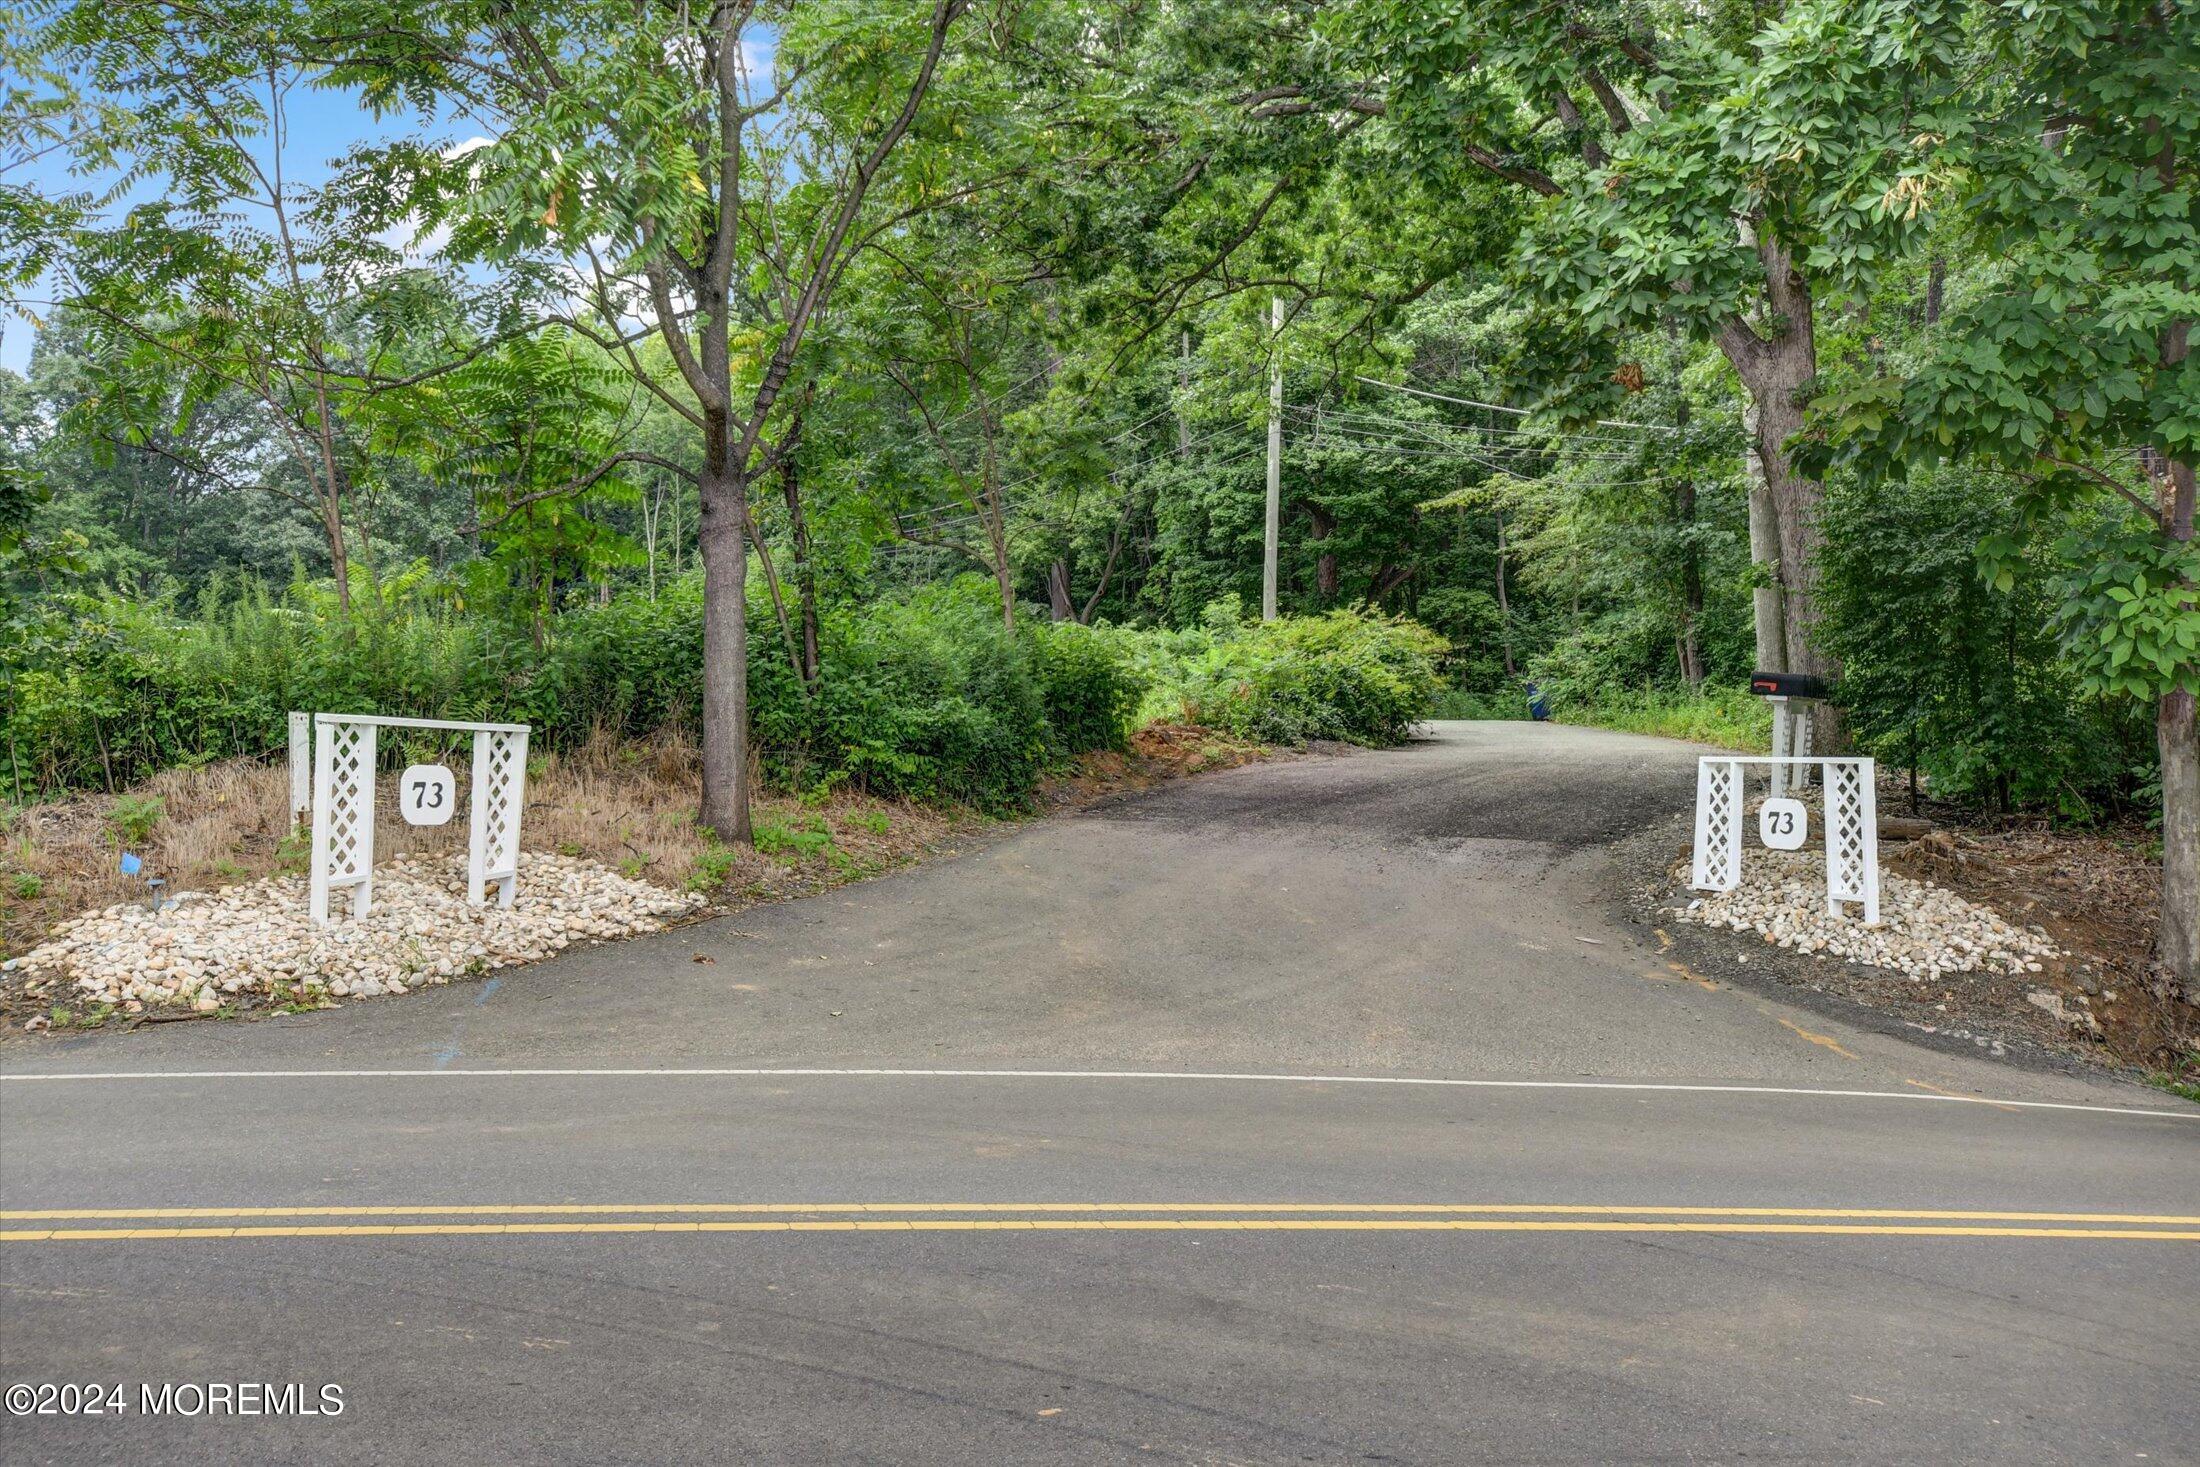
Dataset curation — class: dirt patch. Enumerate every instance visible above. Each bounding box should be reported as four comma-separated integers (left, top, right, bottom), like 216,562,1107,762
1039,723,1272,808
1879,823,2187,1067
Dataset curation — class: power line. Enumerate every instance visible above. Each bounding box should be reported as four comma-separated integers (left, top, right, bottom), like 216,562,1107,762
1354,375,1678,435
1100,405,1177,446
1292,414,1639,465
1300,423,1638,464
894,422,1255,525
884,436,1270,553
1298,404,1649,449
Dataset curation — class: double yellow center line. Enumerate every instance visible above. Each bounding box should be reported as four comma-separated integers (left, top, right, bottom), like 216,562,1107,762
4,1202,2196,1243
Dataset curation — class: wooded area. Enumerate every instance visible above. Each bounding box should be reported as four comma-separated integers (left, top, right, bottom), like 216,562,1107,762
1,0,2192,992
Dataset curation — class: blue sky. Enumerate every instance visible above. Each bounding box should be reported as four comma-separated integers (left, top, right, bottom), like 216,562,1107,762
4,30,782,377
3,83,471,375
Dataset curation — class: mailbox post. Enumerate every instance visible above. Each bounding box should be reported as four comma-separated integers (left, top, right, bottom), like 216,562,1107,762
1749,670,1830,799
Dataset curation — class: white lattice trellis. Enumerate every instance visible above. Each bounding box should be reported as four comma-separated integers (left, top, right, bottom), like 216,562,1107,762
1690,759,1742,891
304,713,532,925
308,719,377,921
468,726,529,908
1821,759,1879,923
1690,755,1880,925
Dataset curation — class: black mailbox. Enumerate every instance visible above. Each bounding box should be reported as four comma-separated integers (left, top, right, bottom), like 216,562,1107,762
1749,670,1831,700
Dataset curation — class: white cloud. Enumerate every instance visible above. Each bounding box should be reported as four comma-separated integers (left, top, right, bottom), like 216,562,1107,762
375,136,497,261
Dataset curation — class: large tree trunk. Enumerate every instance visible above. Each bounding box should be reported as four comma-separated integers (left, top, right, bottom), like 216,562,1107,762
1739,397,1787,675
2163,454,2198,999
697,420,752,844
1721,240,1842,750
2164,687,2198,999
1047,559,1074,621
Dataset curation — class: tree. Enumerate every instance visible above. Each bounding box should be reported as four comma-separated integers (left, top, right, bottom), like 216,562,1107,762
1068,0,1961,748
383,327,645,641
855,228,1049,631
20,5,504,613
1803,0,2199,993
314,0,1014,841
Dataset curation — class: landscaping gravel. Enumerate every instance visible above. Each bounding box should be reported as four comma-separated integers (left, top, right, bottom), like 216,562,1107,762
1676,848,2060,982
8,852,703,1015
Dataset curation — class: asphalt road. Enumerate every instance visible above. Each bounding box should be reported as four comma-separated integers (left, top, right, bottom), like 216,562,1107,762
3,722,2195,1465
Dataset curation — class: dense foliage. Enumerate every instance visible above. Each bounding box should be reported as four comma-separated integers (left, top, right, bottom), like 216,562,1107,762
0,574,1442,809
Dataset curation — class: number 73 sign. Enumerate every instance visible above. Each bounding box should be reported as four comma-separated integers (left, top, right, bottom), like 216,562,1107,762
1758,796,1808,851
400,764,457,826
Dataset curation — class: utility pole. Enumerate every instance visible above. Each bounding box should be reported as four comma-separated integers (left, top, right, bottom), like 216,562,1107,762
1263,296,1282,621
1178,330,1192,456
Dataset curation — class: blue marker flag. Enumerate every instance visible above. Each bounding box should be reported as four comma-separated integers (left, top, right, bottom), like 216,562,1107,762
119,852,142,876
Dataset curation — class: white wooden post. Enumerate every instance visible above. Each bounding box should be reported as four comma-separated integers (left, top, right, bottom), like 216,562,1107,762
1767,697,1790,799
468,726,528,908
288,711,311,834
1823,758,1880,924
1690,757,1743,892
308,717,376,925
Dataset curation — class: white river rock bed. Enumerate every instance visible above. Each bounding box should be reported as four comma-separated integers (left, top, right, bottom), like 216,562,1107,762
9,852,703,1013
1677,849,2060,982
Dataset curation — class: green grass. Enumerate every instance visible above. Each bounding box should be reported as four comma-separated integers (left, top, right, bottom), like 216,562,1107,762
2148,1051,2200,1106
2148,1075,2200,1106
1550,687,1773,752
1434,683,1774,751
1428,688,1524,720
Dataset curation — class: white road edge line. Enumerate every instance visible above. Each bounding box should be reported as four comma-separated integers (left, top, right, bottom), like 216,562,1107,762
0,1067,2191,1120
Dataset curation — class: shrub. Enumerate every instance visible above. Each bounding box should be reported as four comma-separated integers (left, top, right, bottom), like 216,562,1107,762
1026,620,1150,755
525,576,706,743
1818,469,2147,817
803,580,1050,808
1110,600,1445,747
4,572,1441,810
107,793,166,844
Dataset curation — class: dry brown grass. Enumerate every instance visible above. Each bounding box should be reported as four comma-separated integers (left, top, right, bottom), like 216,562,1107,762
2,729,973,959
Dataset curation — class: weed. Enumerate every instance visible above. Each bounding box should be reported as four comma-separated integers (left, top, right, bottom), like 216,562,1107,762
9,871,42,899
754,815,834,862
107,793,167,844
849,810,891,836
687,843,737,893
2148,1050,2200,1106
